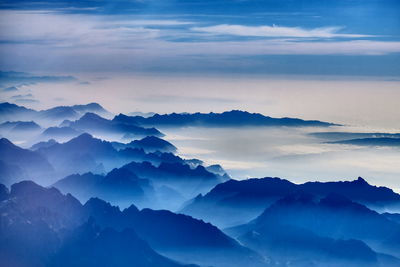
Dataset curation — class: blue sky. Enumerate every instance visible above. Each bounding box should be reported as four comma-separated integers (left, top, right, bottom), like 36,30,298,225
0,0,399,76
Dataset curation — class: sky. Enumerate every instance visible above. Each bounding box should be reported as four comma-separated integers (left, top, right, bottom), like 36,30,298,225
0,0,399,75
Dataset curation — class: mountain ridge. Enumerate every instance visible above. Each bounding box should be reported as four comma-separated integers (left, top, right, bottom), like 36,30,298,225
113,110,337,128
182,176,400,228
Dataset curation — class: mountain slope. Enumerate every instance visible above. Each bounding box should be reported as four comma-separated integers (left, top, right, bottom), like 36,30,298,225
51,221,187,267
228,192,400,265
0,138,54,185
0,181,266,267
53,169,153,209
36,133,117,178
84,197,268,267
0,102,36,122
121,161,228,199
0,121,41,133
53,159,228,210
0,181,190,267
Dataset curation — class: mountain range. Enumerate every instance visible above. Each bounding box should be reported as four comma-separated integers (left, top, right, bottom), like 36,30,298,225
310,131,400,141
1,133,223,192
329,137,400,147
34,133,185,180
113,110,336,128
62,112,163,139
0,132,230,210
0,137,54,185
53,157,229,210
226,192,400,266
1,101,400,267
182,177,400,228
0,180,268,267
111,136,177,153
0,102,110,125
1,102,341,146
0,120,41,132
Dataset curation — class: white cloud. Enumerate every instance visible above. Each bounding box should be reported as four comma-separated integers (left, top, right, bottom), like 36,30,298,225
1,10,400,72
0,10,189,47
175,39,400,56
191,24,373,38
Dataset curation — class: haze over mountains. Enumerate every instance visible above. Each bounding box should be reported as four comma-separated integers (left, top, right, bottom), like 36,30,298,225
311,131,400,147
1,0,399,264
0,102,110,125
3,101,399,151
0,102,342,146
182,177,400,228
1,102,400,267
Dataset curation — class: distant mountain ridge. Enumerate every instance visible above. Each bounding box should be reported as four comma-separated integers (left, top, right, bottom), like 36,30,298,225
0,102,111,124
0,103,338,144
329,137,400,147
0,120,42,140
310,131,400,141
310,131,400,147
40,126,82,140
0,120,41,132
112,136,177,153
113,110,336,127
63,112,163,138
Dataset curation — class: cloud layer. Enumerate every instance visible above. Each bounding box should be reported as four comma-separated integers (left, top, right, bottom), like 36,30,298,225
0,4,399,75
191,24,373,38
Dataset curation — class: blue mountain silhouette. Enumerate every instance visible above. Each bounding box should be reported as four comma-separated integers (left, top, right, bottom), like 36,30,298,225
0,102,111,123
0,181,192,267
53,169,153,209
310,131,400,141
0,102,36,122
65,112,163,137
53,157,228,210
113,110,336,127
182,177,400,228
227,192,400,265
0,120,41,132
121,161,228,199
40,126,82,139
330,137,400,147
0,180,266,267
112,136,177,153
0,138,54,185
